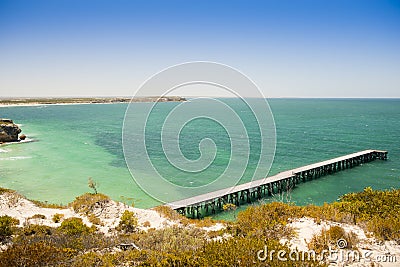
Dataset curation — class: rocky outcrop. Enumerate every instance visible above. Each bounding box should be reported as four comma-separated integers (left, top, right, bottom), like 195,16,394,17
0,119,22,143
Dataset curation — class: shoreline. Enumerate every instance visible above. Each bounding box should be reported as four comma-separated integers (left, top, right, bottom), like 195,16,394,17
0,96,186,107
0,138,35,147
0,102,126,108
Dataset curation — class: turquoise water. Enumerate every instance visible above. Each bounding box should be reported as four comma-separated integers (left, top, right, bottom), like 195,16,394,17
0,99,399,212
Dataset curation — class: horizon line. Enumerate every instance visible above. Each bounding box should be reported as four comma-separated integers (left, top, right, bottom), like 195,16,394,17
1,96,399,100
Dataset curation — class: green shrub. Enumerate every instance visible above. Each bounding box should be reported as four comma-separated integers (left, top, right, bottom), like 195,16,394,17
134,225,206,253
71,251,112,266
70,193,110,215
21,224,53,236
201,236,321,267
223,203,237,211
88,177,98,194
190,216,216,227
0,215,19,240
367,216,400,240
117,210,138,233
335,188,400,239
52,213,64,223
71,250,146,267
235,202,297,240
338,187,400,221
30,214,46,220
58,217,95,235
0,241,71,266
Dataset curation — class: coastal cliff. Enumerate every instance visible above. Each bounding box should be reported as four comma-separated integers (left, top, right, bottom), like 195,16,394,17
0,119,22,143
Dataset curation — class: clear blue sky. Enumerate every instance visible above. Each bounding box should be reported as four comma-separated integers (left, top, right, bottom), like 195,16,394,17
0,0,399,98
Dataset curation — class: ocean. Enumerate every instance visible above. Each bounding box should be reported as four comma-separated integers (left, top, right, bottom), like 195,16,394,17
0,99,399,218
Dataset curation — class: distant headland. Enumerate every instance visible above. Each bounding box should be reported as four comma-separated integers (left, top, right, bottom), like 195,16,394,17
0,96,186,106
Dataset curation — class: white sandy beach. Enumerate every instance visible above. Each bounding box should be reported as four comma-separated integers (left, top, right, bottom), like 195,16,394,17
0,191,174,235
0,102,117,108
0,190,226,235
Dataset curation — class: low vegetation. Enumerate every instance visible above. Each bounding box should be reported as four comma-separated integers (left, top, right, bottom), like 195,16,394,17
117,210,138,233
0,215,19,241
0,187,15,195
152,205,184,221
70,193,110,215
52,213,64,223
308,225,359,254
234,202,297,240
88,177,98,194
153,205,221,228
30,199,66,209
0,187,399,266
58,217,96,236
29,214,46,220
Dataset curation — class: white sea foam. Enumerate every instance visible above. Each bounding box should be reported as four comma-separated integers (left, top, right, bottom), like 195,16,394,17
0,156,32,161
0,138,35,147
0,148,8,153
19,138,34,143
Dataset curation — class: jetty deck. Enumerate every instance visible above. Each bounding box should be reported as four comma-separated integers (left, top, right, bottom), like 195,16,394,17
166,149,388,218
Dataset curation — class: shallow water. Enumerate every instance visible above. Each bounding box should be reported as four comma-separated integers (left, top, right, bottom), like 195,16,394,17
0,99,399,214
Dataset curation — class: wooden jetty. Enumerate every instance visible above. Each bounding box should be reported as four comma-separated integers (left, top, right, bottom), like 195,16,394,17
166,150,388,218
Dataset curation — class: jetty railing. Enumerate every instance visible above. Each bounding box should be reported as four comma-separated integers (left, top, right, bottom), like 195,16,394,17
165,150,388,218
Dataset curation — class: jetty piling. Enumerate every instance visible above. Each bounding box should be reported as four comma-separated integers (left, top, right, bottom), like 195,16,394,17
165,150,388,218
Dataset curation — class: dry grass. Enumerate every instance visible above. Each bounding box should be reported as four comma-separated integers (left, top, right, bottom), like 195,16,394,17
70,193,110,215
308,225,359,255
30,199,66,209
29,214,46,220
152,205,186,222
0,187,15,195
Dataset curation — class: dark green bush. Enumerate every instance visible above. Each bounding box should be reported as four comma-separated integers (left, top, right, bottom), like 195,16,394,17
117,210,138,233
52,213,64,223
21,224,53,236
58,217,95,235
30,214,46,220
0,215,19,241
